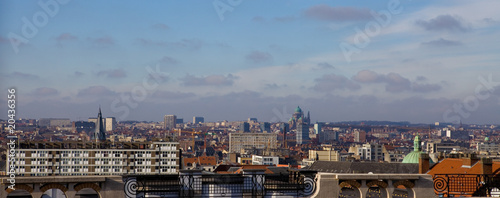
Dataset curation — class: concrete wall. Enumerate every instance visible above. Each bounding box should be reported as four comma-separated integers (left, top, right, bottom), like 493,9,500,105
312,173,437,198
1,176,124,198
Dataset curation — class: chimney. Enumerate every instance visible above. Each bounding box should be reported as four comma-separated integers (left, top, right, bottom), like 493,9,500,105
419,153,430,174
462,153,479,167
481,158,493,175
437,152,445,162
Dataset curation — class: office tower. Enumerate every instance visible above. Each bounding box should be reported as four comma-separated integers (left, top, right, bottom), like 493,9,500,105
314,123,322,134
296,123,310,145
193,117,204,124
94,107,106,142
105,117,117,132
260,122,271,133
164,115,177,130
239,122,250,132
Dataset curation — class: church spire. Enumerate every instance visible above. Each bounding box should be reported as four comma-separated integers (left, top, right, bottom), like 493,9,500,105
95,107,106,142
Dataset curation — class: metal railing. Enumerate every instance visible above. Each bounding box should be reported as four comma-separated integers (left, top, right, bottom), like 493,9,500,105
123,170,317,198
433,174,500,197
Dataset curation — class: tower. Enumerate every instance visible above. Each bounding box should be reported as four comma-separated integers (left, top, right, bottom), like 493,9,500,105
414,135,421,152
94,107,106,142
164,115,177,130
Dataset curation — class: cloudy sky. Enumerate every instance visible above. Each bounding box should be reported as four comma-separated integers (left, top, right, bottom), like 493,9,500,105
1,0,499,124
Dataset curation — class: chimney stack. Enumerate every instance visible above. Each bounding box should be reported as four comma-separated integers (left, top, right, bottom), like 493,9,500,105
419,153,430,174
462,153,479,167
481,158,493,175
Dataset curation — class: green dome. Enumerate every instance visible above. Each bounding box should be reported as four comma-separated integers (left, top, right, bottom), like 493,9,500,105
403,135,434,163
295,106,302,113
402,151,434,163
486,137,490,142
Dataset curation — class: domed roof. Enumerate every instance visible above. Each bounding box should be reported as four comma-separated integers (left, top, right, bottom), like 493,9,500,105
402,151,434,163
403,135,434,163
485,137,490,142
295,106,302,113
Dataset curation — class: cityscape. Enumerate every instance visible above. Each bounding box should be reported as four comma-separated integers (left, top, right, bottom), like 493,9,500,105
1,0,500,198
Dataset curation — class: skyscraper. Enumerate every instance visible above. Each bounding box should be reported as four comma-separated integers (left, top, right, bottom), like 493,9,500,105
314,123,322,134
260,122,271,133
94,107,106,142
105,117,117,132
164,115,177,130
239,122,250,132
193,116,204,124
296,123,310,145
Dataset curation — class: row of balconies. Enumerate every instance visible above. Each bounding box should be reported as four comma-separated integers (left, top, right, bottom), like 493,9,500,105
15,168,180,176
15,160,178,166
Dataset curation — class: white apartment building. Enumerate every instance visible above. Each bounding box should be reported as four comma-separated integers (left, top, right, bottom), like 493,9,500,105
251,155,279,165
10,141,180,176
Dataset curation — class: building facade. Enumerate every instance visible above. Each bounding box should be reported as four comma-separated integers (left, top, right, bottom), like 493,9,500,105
354,130,366,143
260,122,271,133
319,130,338,143
251,155,279,165
313,123,322,134
239,122,250,133
9,141,180,176
229,133,277,153
193,117,204,124
296,123,310,145
164,115,177,130
105,117,117,132
39,118,71,128
477,142,500,153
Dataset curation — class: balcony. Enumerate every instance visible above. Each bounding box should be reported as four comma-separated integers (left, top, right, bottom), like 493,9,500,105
122,171,436,198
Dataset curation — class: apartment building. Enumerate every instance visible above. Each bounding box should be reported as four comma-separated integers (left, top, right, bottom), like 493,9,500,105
10,141,180,176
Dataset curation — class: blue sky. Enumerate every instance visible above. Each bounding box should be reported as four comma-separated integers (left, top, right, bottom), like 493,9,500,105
1,0,500,124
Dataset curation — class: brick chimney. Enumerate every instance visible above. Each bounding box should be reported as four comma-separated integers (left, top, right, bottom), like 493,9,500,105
462,153,479,167
437,152,445,162
481,158,493,175
419,153,430,174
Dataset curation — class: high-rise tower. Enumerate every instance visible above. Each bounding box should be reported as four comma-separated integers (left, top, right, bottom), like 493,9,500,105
164,115,177,130
94,107,106,142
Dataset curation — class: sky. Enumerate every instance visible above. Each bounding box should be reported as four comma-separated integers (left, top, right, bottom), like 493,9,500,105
1,0,499,124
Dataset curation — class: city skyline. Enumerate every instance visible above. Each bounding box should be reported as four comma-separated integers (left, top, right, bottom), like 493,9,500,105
1,1,500,124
